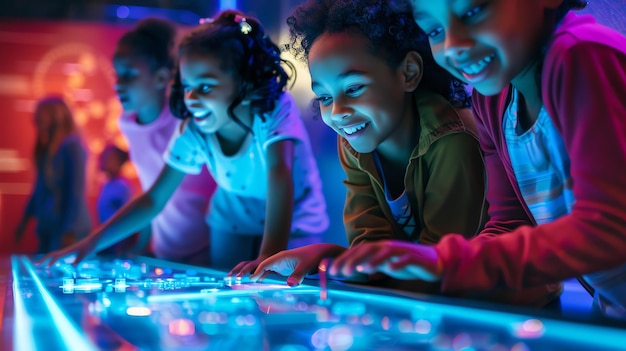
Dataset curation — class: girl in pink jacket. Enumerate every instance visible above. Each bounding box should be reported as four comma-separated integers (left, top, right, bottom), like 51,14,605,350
330,0,626,318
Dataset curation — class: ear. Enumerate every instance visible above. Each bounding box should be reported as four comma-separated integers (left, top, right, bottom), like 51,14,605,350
401,51,423,93
153,67,172,90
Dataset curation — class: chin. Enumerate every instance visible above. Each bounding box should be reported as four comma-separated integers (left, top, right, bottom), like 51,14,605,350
194,122,217,134
348,141,376,154
472,82,509,97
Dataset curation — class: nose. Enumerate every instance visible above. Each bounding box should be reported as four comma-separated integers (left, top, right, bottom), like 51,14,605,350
443,19,472,60
329,96,353,122
184,88,199,102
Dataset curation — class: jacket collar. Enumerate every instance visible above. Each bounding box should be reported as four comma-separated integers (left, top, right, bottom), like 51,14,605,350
342,90,477,170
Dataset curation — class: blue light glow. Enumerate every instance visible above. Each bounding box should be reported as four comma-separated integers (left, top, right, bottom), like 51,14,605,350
219,0,238,10
126,306,152,317
11,256,36,351
328,325,354,351
329,289,626,348
105,5,200,25
21,257,97,351
147,288,320,303
11,255,626,350
116,6,130,19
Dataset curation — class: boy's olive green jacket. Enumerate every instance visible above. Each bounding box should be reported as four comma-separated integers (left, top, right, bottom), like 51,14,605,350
339,91,488,246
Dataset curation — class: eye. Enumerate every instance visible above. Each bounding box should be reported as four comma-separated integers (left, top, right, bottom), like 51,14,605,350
461,4,487,21
183,84,213,95
346,85,365,96
426,27,444,40
198,84,212,94
315,95,333,106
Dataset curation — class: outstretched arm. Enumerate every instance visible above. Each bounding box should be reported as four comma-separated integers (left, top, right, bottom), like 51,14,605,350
229,139,295,276
38,164,186,266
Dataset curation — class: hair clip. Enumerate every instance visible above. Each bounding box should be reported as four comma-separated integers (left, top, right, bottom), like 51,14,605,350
234,15,253,35
199,17,214,24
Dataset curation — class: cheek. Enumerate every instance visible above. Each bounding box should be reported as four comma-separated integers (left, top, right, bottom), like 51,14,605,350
126,83,146,97
320,109,333,128
133,76,156,92
431,49,448,69
183,96,194,109
432,50,465,81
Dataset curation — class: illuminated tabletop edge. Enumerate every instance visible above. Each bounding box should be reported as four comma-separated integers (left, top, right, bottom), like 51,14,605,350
3,254,626,351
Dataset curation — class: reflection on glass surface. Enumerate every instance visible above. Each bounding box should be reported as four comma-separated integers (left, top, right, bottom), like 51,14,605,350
9,255,626,351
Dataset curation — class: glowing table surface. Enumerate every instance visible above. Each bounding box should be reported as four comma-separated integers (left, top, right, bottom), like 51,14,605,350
1,255,625,350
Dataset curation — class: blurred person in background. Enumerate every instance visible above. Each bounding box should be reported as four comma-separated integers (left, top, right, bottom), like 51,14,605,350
15,95,92,253
96,143,142,256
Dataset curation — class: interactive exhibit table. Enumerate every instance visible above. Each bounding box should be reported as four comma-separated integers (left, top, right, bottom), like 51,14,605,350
1,255,625,350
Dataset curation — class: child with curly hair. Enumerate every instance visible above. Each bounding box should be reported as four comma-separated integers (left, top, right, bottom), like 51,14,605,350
41,10,328,274
328,0,626,317
252,0,494,298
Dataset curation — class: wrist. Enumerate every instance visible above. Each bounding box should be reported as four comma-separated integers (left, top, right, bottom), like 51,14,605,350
430,246,445,281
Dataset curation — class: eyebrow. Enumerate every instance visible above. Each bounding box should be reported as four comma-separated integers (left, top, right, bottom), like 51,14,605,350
311,70,367,89
193,73,219,80
181,74,219,84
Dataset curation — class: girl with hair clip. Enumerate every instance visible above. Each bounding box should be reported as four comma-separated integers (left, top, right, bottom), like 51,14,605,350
109,18,215,265
253,0,495,300
15,96,91,253
327,0,626,318
41,10,329,275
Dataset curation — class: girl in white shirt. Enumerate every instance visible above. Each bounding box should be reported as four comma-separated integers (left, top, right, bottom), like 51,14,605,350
41,10,328,275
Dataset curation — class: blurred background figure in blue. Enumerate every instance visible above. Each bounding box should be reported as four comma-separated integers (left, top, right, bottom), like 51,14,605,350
14,95,92,253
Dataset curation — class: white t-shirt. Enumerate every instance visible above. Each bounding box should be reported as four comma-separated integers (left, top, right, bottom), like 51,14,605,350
164,92,328,235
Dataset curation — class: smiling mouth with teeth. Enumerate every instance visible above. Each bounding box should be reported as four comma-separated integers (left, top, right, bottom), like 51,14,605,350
343,122,368,135
460,54,495,75
193,112,210,121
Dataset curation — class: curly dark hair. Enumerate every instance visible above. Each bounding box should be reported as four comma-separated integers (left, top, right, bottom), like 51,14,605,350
285,0,470,108
170,10,296,133
116,17,177,72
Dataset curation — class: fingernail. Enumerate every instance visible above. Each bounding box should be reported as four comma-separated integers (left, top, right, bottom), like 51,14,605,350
357,264,370,272
287,277,299,286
